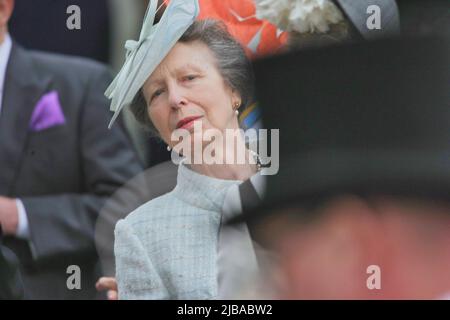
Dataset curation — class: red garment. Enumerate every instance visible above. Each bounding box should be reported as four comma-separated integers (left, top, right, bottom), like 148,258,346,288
165,0,287,58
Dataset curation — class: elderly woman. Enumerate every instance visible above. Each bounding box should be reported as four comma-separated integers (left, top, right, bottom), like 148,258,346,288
113,18,261,299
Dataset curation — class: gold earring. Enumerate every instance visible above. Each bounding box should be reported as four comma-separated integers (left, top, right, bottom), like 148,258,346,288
234,102,240,115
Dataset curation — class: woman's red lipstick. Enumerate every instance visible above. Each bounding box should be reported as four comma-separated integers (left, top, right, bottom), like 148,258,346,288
176,116,203,129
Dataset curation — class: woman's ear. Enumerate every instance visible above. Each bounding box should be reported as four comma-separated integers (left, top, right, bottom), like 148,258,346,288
230,88,242,108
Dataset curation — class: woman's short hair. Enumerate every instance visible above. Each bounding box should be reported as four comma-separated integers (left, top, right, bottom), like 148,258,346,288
130,19,255,132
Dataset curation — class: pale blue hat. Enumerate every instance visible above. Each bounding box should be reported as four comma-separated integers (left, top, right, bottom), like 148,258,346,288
105,0,200,128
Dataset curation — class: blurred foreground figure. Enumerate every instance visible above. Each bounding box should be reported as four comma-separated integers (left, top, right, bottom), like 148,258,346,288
234,35,450,299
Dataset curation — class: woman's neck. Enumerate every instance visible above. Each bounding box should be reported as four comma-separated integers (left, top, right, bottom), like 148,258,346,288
187,132,258,181
189,152,258,181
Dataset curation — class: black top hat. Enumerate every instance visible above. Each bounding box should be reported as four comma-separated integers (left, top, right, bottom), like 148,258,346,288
235,36,450,224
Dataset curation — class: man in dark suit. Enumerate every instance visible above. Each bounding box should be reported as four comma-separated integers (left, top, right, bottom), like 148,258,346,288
0,0,143,299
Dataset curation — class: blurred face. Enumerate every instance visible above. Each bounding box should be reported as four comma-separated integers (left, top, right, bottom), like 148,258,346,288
259,197,450,299
142,40,241,148
0,0,14,43
260,200,377,300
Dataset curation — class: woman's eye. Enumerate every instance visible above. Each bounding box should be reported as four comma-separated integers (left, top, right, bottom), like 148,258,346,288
151,89,164,100
183,75,197,81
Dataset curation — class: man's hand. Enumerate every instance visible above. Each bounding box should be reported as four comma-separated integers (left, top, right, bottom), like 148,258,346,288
0,197,18,236
96,277,118,300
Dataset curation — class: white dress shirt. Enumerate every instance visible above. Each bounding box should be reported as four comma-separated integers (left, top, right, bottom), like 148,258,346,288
0,33,12,113
0,33,30,239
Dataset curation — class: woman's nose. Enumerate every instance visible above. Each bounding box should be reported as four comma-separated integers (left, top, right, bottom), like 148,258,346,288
168,84,188,109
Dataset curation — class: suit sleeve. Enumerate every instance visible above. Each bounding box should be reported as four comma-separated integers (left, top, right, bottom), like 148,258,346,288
114,219,169,299
20,67,143,263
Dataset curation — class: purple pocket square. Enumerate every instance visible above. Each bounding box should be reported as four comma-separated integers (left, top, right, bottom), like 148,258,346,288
29,91,66,132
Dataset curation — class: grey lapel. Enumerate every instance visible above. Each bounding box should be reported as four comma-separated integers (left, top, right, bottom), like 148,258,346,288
335,0,400,39
0,43,52,195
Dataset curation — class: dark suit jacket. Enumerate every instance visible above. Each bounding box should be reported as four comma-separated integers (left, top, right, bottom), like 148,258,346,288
0,43,143,299
9,0,110,63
